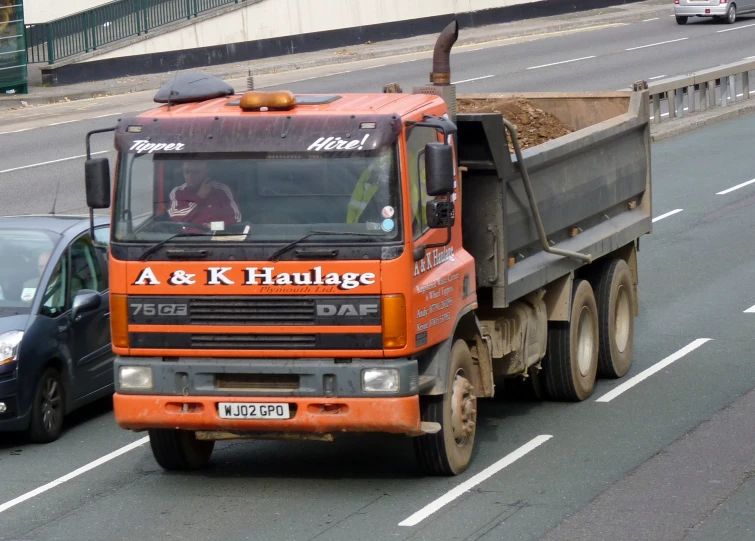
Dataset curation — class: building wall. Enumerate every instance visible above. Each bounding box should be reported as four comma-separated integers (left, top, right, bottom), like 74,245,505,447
82,0,539,61
24,0,113,24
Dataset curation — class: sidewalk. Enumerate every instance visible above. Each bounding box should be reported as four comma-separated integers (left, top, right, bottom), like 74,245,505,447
0,0,669,111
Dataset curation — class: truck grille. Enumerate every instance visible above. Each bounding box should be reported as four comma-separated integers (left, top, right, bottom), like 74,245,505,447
189,298,315,326
191,333,317,349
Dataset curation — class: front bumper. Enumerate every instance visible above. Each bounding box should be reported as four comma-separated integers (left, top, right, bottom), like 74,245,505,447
674,5,728,16
114,394,422,434
113,356,423,435
0,370,30,431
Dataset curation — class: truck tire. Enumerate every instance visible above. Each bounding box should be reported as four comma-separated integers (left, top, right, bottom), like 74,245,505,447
542,279,599,401
593,258,635,378
148,429,215,470
414,340,478,476
675,16,688,25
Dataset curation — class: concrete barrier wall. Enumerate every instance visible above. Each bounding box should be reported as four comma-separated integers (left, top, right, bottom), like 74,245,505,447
84,0,539,61
25,0,113,24
44,0,642,84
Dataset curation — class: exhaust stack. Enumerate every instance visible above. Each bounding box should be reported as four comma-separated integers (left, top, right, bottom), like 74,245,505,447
430,20,458,85
413,20,459,121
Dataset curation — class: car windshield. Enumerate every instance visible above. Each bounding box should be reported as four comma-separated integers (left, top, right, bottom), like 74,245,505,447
113,146,403,244
0,228,58,313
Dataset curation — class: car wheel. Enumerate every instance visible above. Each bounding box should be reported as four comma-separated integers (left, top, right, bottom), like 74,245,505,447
727,4,736,23
27,367,65,443
676,16,688,25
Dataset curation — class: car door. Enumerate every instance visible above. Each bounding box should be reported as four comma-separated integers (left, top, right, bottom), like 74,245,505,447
68,231,112,399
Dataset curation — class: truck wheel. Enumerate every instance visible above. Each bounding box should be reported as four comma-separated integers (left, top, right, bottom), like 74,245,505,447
148,429,215,470
414,340,478,476
675,16,688,25
594,258,635,378
542,279,599,401
27,367,65,443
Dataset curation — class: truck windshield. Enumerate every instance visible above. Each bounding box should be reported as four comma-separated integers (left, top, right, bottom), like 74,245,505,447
113,147,402,244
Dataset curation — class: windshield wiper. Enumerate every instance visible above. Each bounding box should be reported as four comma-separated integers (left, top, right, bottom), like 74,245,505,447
269,231,386,262
140,232,242,261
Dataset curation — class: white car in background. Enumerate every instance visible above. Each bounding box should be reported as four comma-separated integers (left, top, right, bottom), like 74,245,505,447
674,0,752,24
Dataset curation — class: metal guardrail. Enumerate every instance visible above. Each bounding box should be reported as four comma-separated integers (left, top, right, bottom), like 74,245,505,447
646,59,755,123
25,0,246,65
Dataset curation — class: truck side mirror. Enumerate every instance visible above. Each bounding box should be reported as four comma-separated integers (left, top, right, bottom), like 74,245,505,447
85,157,111,209
426,200,455,229
424,143,455,196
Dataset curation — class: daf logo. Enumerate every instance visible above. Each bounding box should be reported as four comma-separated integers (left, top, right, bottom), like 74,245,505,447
317,304,379,317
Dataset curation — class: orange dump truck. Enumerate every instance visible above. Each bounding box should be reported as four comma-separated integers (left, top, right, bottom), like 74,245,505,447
83,21,652,475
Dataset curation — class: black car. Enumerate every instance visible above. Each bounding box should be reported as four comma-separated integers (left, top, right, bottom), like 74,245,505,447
0,214,113,442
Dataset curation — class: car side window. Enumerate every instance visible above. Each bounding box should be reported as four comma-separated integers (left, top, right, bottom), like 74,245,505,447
70,235,106,295
39,256,68,318
406,127,440,239
93,226,110,247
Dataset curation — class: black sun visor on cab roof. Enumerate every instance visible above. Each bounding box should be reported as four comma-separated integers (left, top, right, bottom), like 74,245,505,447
154,72,235,104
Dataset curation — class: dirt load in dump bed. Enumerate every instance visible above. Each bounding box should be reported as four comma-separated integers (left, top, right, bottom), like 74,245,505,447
457,98,573,152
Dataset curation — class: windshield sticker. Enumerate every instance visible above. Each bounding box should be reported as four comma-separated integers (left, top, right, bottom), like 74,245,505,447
129,140,185,153
20,287,36,302
381,206,395,219
381,219,395,232
132,266,376,291
307,135,370,152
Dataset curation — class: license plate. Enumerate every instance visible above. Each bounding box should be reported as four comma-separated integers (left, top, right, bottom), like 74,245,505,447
218,402,290,420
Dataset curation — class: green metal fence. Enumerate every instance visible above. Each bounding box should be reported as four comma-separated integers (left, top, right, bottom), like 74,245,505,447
26,0,245,65
1,1,28,93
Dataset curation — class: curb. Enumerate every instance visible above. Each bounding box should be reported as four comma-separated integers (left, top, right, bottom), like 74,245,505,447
0,3,670,110
650,100,755,141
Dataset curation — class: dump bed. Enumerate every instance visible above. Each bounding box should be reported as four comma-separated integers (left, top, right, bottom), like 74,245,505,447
457,89,652,308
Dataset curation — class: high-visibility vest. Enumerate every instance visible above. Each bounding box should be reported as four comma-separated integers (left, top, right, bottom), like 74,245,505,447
347,155,427,225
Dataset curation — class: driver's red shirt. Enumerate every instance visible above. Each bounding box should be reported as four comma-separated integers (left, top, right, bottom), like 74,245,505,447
168,182,242,226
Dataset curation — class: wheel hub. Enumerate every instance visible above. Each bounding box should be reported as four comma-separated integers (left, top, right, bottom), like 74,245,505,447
41,378,61,433
577,306,594,377
450,372,477,445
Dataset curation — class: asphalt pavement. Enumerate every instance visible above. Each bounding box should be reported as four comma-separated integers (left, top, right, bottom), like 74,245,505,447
1,7,755,541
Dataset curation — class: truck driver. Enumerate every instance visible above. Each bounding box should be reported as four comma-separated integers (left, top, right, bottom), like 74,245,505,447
168,161,242,227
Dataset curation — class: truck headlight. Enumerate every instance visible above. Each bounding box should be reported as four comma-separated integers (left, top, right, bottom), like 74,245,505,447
119,366,153,390
362,368,399,393
0,330,23,366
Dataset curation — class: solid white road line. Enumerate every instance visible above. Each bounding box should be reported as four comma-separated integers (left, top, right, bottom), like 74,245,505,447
744,304,755,313
652,209,683,222
716,178,755,195
0,436,149,514
527,56,595,70
596,339,713,403
0,127,32,135
718,22,755,33
398,435,553,527
649,75,667,80
0,151,109,174
93,112,123,118
643,17,660,22
452,75,495,84
626,38,688,51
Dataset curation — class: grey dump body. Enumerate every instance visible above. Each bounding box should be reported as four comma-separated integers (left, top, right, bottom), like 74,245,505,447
457,89,652,309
